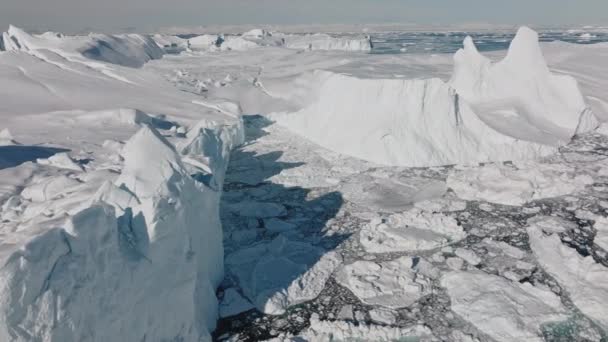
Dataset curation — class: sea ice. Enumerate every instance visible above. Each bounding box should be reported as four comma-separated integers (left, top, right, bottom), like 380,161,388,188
334,256,431,309
268,314,433,341
527,217,608,330
219,288,255,318
359,208,465,253
226,235,342,315
441,271,568,342
447,162,594,206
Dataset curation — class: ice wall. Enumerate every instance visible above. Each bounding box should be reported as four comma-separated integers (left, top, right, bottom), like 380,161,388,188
0,121,243,341
273,27,596,167
274,70,556,167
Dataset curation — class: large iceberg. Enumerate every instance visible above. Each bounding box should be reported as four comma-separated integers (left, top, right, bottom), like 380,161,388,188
273,27,597,167
1,25,163,68
0,25,245,341
0,123,242,341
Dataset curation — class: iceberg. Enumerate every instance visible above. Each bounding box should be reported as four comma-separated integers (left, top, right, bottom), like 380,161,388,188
273,27,597,167
1,25,163,68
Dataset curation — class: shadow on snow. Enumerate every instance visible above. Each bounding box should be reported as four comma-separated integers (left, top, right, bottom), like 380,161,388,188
214,115,349,341
0,145,70,170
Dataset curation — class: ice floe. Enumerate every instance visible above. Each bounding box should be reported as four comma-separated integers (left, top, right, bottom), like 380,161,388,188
226,236,342,315
447,161,594,206
359,208,466,253
527,217,608,331
335,256,431,309
441,271,568,342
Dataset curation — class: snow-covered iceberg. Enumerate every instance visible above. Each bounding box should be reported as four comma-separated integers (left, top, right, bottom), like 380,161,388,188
1,25,163,68
184,30,371,52
450,27,597,141
0,123,243,341
0,25,245,341
273,27,597,167
282,33,372,52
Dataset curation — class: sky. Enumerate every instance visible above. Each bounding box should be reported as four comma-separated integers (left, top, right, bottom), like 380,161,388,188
1,0,608,33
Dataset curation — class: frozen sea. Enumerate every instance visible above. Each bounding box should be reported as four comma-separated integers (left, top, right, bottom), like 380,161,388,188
368,30,608,54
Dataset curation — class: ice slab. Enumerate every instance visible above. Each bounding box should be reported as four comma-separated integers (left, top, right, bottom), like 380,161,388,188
335,256,431,309
527,217,608,330
226,236,342,315
442,271,568,342
447,162,594,206
360,208,465,253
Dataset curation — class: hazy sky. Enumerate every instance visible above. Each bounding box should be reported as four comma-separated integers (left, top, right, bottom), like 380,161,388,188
2,0,608,32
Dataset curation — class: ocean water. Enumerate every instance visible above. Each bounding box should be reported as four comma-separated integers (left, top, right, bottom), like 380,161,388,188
367,30,608,54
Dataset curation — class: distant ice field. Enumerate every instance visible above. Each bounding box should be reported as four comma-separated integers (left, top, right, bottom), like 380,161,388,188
368,30,608,54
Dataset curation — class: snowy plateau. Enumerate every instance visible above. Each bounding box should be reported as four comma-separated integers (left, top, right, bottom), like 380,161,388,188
0,22,608,342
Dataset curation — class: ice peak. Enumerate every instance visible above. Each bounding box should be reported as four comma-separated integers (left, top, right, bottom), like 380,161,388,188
6,25,28,39
462,36,478,54
117,125,184,199
0,128,18,146
0,128,13,140
503,26,547,72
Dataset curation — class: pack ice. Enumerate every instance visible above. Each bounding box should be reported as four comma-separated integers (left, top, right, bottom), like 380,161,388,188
0,26,244,341
274,27,597,167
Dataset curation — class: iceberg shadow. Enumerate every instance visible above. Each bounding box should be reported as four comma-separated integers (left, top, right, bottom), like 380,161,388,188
215,115,349,340
0,145,69,170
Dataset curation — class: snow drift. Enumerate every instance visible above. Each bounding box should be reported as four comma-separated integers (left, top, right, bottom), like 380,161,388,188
1,25,163,68
273,27,597,167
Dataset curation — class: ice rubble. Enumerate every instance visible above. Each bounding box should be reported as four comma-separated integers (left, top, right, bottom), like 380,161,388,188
527,217,608,331
281,33,372,51
225,236,342,315
1,25,163,68
334,256,431,309
274,27,597,167
359,208,466,253
441,271,568,342
447,161,594,206
268,314,433,341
